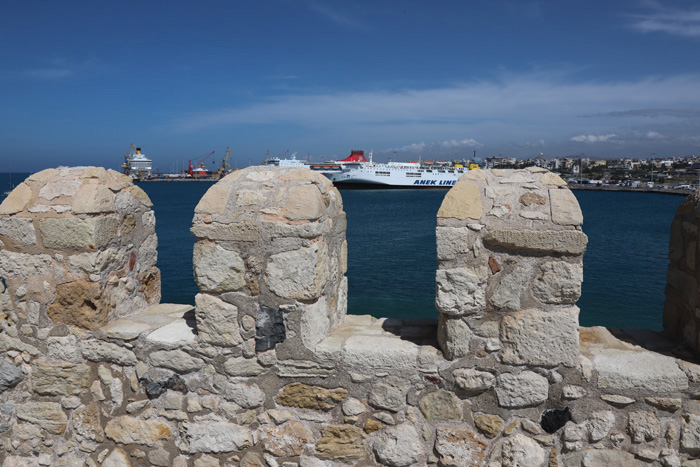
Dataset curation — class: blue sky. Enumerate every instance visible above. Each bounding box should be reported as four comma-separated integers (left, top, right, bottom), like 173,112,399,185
2,0,700,171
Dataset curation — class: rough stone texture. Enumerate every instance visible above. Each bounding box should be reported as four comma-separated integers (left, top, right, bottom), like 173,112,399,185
368,376,410,412
31,360,91,396
260,421,311,457
276,383,347,411
15,402,67,435
195,293,243,347
434,428,488,467
593,348,688,392
371,424,424,466
315,424,366,461
104,416,171,446
495,371,549,408
418,390,461,421
453,368,495,393
0,360,24,393
474,413,504,438
184,422,253,453
502,433,546,467
0,167,160,332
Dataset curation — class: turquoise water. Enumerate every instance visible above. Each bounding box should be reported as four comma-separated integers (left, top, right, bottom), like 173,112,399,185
1,173,684,330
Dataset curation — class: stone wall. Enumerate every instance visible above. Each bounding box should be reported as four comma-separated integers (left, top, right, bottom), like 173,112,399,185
1,166,699,467
664,190,700,353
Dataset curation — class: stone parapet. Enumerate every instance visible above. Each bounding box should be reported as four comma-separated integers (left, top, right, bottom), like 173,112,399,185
0,167,160,332
190,166,347,362
435,167,586,364
3,165,700,467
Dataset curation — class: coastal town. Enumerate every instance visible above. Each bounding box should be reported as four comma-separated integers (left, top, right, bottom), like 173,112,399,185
483,154,700,190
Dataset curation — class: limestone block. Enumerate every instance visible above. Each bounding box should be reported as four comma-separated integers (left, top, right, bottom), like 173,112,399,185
190,221,260,242
286,184,325,220
194,183,233,214
550,188,583,226
276,383,346,411
489,265,529,312
149,350,204,373
72,183,116,214
0,404,12,433
0,218,36,244
0,250,53,281
682,414,700,452
72,402,105,443
368,376,410,412
80,340,138,366
453,368,495,393
260,421,311,457
438,181,483,220
499,307,579,367
436,227,473,261
628,411,661,443
418,390,461,422
47,281,107,330
437,315,472,360
495,372,549,408
501,434,546,467
223,357,265,377
16,402,67,435
195,293,243,347
301,296,330,349
532,261,583,304
342,335,418,371
39,216,118,249
31,360,91,396
0,182,32,215
475,413,504,438
193,243,245,293
592,348,688,392
315,424,366,461
588,411,615,442
483,229,588,255
435,267,487,316
104,416,171,447
371,424,425,467
265,242,328,300
434,428,488,467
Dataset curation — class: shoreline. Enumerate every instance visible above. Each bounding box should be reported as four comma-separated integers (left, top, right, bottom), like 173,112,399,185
569,184,694,196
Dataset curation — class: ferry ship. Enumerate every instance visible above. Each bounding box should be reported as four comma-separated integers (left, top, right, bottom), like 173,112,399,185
327,152,472,188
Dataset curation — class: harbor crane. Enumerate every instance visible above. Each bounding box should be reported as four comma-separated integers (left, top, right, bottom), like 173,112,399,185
187,150,215,176
218,147,233,178
121,143,137,175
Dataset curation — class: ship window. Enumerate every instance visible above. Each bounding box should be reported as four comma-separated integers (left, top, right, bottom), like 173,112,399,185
406,172,421,177
375,171,390,176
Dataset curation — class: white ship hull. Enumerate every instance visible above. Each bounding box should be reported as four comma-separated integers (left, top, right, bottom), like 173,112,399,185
327,162,468,188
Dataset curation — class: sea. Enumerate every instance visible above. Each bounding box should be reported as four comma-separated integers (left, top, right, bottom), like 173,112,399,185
0,172,684,331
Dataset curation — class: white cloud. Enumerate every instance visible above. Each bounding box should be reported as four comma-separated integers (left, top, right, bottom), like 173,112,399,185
570,134,617,143
439,138,483,149
629,4,700,38
646,131,665,139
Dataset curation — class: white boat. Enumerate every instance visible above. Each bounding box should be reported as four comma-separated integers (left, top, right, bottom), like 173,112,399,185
128,148,153,180
327,152,470,188
263,150,368,175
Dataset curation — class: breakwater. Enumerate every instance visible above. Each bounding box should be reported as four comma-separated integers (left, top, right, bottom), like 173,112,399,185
1,166,700,466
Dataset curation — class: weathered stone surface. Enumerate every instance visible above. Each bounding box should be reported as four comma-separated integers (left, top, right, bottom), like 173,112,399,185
301,296,330,349
434,428,488,467
435,267,487,316
681,414,700,451
184,421,253,453
47,281,107,330
532,261,583,304
475,413,504,438
102,448,130,467
645,397,682,412
261,421,311,457
193,243,245,292
342,335,418,370
31,360,91,396
72,183,116,214
0,404,13,433
437,315,472,359
499,307,579,367
16,402,67,434
483,229,588,255
342,398,366,417
0,360,24,393
592,348,688,392
195,293,243,347
194,183,233,214
145,319,195,345
600,394,635,407
39,216,118,249
105,416,171,446
495,372,548,408
190,221,259,242
265,242,327,300
149,350,204,373
286,184,324,220
563,449,645,466
255,305,286,352
368,376,410,412
502,434,546,467
72,402,105,443
372,424,424,467
418,390,461,422
453,368,495,393
628,411,661,443
224,383,265,409
0,182,32,214
276,383,346,411
81,340,137,366
0,218,36,244
550,188,583,226
315,424,366,461
438,181,483,220
489,265,529,311
436,227,472,261
223,357,265,377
